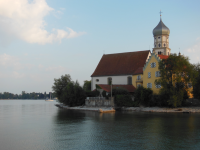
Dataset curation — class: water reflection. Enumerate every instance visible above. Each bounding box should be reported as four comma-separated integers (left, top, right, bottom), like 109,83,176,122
53,109,200,150
1,100,200,150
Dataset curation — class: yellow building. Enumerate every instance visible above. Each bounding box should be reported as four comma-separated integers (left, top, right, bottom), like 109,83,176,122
91,15,193,98
143,53,166,94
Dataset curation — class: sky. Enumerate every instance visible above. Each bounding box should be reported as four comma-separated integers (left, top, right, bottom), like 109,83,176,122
1,0,200,94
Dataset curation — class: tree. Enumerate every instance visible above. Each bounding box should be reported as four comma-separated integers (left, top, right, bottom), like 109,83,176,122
52,74,86,106
193,63,200,99
134,86,153,106
83,80,91,91
112,87,134,107
155,54,197,107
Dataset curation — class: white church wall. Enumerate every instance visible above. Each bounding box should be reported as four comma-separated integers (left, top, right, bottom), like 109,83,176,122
91,75,132,91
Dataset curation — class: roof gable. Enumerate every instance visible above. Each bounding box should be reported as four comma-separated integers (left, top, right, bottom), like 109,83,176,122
143,53,169,71
91,50,150,77
143,53,161,71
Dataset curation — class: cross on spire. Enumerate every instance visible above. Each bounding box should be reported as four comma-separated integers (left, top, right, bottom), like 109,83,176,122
159,10,163,19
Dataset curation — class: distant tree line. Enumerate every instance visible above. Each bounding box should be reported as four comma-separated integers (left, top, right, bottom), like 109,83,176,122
0,91,55,99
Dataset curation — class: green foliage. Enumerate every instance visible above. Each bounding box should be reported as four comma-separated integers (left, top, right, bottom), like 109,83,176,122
0,91,48,99
115,95,134,107
134,86,153,106
102,90,109,99
83,80,91,91
193,63,200,99
85,90,100,97
112,87,129,96
155,54,197,107
52,74,86,106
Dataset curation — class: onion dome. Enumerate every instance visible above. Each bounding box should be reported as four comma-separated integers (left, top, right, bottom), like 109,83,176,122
153,18,170,36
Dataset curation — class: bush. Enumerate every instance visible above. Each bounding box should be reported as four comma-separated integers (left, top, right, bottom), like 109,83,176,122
115,95,134,107
85,90,100,97
52,74,86,106
134,86,153,106
102,90,109,99
112,87,129,96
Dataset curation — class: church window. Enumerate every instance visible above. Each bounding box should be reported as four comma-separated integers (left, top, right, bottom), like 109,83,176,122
155,83,161,88
147,83,152,88
158,37,161,39
148,72,151,78
137,75,141,80
158,43,161,47
150,62,156,68
164,43,166,47
96,79,99,82
158,51,162,55
107,77,112,85
155,71,161,77
127,76,132,85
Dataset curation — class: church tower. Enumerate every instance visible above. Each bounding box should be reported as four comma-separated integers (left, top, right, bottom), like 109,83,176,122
152,13,171,55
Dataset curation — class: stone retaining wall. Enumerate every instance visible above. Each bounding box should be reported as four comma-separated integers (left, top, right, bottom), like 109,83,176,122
85,97,114,107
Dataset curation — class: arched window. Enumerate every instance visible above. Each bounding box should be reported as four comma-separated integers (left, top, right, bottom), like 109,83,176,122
127,76,132,85
107,77,112,85
158,43,161,47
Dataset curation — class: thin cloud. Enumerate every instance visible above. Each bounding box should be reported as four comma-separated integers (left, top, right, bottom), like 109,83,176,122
185,38,200,63
45,66,68,73
0,0,85,45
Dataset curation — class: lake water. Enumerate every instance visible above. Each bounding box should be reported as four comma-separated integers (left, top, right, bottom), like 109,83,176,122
0,100,200,150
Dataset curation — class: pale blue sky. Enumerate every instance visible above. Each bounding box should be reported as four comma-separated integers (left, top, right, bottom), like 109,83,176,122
1,0,200,94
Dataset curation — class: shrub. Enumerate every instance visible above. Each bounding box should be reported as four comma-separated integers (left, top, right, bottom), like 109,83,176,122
52,74,86,106
134,86,153,106
112,87,129,96
115,95,134,107
85,90,100,97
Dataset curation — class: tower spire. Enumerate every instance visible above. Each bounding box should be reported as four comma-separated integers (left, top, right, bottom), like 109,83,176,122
159,10,163,20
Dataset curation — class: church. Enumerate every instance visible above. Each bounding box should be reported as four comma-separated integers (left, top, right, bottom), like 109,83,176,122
91,15,193,96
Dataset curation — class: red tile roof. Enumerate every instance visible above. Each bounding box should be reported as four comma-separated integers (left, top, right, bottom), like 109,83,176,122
97,84,136,92
91,50,150,77
158,54,169,59
133,67,143,75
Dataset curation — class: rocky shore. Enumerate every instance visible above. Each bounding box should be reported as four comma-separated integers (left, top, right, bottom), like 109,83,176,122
55,104,200,113
121,107,200,113
55,104,115,113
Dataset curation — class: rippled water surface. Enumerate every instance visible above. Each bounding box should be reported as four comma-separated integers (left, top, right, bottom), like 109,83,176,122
0,100,200,150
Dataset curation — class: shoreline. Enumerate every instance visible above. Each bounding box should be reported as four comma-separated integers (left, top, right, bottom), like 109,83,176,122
55,104,200,113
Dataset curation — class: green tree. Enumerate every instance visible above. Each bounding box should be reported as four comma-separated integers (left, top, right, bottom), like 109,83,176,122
193,63,200,99
52,74,86,106
83,80,91,91
134,86,153,106
155,54,197,107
